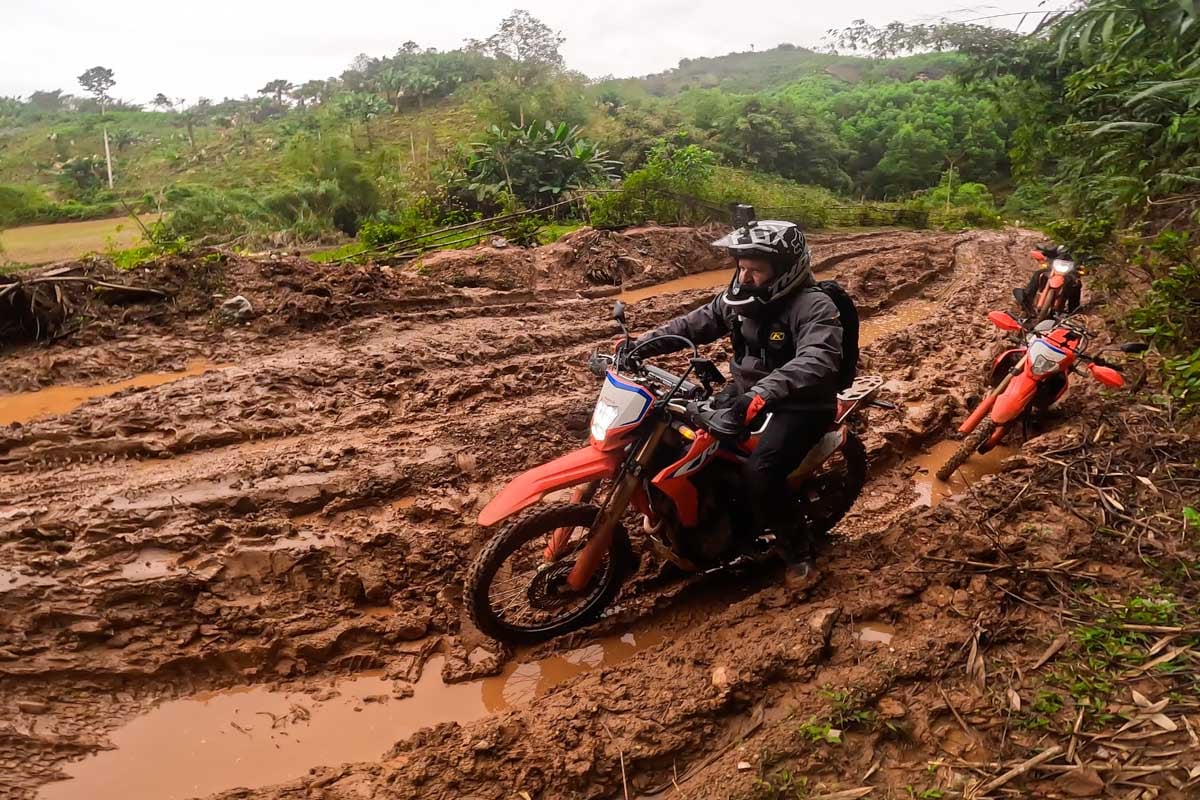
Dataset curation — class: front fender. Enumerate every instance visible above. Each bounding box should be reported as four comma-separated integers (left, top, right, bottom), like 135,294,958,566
478,445,623,527
992,373,1039,424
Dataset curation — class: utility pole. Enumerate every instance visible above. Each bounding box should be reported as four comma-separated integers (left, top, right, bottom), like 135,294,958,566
102,119,114,188
945,159,955,214
78,67,117,188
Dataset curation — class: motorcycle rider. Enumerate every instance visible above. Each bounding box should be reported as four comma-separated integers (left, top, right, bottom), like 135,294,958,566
629,220,843,582
1024,242,1082,314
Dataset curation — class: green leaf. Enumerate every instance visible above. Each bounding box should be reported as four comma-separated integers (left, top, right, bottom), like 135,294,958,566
1183,507,1200,530
1089,120,1161,135
1159,172,1200,185
1126,78,1200,105
1079,16,1099,61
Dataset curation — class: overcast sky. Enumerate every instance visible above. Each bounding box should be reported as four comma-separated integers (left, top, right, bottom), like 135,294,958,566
3,1,1066,104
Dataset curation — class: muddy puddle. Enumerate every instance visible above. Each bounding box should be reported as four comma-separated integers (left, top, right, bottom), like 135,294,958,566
0,567,56,591
855,622,896,645
859,300,939,347
121,547,184,581
618,269,731,303
910,440,1018,506
0,359,219,426
40,628,664,800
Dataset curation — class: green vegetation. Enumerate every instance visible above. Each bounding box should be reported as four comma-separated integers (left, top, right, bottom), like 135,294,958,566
831,1,1200,414
0,8,1022,255
2,2,1197,411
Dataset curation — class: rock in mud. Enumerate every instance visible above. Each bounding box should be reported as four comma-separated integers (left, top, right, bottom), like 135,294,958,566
711,665,735,692
808,607,841,645
219,294,254,322
17,700,49,714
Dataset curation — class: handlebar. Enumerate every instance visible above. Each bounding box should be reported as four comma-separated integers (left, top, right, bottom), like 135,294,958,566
588,331,720,404
643,363,703,397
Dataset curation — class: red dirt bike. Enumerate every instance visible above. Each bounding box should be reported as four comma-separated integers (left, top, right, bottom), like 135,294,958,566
465,301,890,644
936,306,1146,481
1021,245,1084,322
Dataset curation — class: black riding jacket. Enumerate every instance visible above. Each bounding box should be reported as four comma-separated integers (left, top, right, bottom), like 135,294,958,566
636,285,843,411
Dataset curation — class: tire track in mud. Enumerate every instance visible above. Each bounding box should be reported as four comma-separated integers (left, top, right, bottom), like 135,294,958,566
0,228,1044,800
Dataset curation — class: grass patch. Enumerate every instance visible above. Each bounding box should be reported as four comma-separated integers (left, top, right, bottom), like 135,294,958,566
308,242,366,263
537,221,583,244
0,214,157,264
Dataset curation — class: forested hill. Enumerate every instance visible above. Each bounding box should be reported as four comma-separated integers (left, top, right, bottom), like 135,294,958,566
0,17,1006,237
629,45,965,95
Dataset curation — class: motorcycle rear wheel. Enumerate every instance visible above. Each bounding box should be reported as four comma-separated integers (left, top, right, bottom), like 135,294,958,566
936,419,996,482
465,502,632,644
794,431,867,536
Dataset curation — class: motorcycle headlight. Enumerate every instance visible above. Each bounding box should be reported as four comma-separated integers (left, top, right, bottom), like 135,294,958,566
1052,259,1076,275
1031,354,1060,375
590,399,620,441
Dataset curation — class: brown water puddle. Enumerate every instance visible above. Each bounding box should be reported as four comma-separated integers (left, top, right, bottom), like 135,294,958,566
0,567,56,592
859,300,940,348
121,547,184,581
39,629,664,800
910,440,1018,507
855,622,897,645
618,269,731,303
0,360,219,426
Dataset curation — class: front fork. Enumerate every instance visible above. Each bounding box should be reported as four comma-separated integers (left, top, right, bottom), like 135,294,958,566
564,419,668,592
960,354,1027,434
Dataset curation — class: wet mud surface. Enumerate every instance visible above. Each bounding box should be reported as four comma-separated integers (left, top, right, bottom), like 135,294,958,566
6,225,1182,800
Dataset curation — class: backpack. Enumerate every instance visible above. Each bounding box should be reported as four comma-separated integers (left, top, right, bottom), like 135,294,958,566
812,280,859,390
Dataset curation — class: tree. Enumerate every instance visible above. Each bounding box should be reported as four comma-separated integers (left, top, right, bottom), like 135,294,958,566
292,80,326,110
464,120,619,207
335,92,389,149
152,93,174,111
28,90,66,111
467,10,565,86
77,66,116,188
78,67,116,111
258,79,294,106
179,99,212,150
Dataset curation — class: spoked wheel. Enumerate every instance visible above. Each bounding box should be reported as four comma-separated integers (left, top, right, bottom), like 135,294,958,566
465,502,632,645
936,419,996,482
793,432,868,537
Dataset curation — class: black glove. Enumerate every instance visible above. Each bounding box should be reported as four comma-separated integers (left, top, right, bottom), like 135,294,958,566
730,392,767,427
712,384,739,409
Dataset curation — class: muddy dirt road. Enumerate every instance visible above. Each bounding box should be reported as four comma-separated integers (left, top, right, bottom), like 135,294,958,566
3,226,1191,800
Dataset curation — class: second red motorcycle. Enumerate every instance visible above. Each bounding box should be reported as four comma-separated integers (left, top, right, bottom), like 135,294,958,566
937,306,1145,481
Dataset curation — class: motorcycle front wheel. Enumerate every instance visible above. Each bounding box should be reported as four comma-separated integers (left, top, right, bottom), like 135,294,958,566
465,502,632,644
936,419,997,481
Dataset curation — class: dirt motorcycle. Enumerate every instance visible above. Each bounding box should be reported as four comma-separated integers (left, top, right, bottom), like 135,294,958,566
936,302,1146,481
1022,245,1084,322
465,301,890,644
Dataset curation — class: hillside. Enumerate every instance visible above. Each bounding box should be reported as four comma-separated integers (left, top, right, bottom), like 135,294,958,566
0,42,970,214
632,45,966,95
0,14,1020,268
0,101,481,200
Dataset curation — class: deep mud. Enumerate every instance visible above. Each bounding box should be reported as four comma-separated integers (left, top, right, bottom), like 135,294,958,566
3,225,1193,800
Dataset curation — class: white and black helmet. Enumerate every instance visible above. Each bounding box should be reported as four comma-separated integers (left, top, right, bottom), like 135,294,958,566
713,220,813,314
